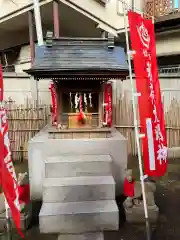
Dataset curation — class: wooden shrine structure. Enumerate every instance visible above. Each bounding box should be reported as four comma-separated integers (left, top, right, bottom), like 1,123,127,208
25,34,128,131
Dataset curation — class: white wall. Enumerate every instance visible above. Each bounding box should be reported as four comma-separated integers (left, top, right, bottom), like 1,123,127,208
4,70,180,111
61,0,128,31
0,0,143,33
0,0,52,22
115,75,180,112
3,73,51,104
156,32,180,56
60,0,143,32
15,45,31,73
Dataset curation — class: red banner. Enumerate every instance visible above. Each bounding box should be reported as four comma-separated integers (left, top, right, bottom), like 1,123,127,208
0,65,3,101
104,83,112,127
128,11,167,177
49,82,57,126
0,64,23,237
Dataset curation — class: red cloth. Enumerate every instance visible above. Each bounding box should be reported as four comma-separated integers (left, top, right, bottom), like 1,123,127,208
123,178,135,197
49,82,57,126
128,11,167,177
18,184,30,205
78,112,84,121
78,112,86,124
0,107,24,238
104,83,112,127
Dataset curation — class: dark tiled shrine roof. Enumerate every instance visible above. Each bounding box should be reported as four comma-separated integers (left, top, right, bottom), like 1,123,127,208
25,37,128,79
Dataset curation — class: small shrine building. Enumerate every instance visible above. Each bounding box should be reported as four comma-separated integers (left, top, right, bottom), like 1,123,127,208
25,35,128,129
26,35,129,200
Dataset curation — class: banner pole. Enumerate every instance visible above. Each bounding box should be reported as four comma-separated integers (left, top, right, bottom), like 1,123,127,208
5,199,12,240
35,79,40,129
122,5,151,240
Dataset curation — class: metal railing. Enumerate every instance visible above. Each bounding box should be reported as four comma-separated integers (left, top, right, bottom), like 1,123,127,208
158,65,180,74
131,65,180,75
144,0,180,18
2,65,15,72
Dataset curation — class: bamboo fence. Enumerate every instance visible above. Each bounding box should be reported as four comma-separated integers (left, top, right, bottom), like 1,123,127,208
5,87,180,161
5,98,50,161
114,90,180,156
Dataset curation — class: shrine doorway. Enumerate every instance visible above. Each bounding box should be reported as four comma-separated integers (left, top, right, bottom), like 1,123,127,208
56,80,102,128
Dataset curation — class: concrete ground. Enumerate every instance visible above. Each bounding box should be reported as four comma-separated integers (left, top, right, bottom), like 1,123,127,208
4,156,180,239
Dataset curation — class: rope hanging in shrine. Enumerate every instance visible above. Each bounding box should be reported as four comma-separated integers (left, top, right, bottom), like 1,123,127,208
63,91,95,112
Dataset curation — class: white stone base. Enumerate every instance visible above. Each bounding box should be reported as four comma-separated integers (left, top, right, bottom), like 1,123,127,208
58,232,104,240
0,212,31,231
39,200,119,234
43,176,115,203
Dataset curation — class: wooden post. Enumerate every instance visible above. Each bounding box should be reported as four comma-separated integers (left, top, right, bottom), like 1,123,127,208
28,11,35,64
55,82,61,126
33,0,44,46
99,84,104,127
53,0,60,126
53,0,60,38
101,31,106,38
59,89,62,125
99,32,106,127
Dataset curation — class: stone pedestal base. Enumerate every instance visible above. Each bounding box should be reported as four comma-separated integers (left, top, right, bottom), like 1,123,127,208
124,204,159,223
58,232,104,240
0,212,31,232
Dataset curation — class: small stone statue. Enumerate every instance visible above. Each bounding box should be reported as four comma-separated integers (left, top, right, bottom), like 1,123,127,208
123,169,156,208
17,172,30,213
0,193,5,214
57,123,67,130
18,172,29,186
17,172,31,230
123,169,135,208
0,173,29,215
123,169,159,223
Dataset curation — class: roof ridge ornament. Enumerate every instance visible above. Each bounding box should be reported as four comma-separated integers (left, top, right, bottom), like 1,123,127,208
46,31,53,47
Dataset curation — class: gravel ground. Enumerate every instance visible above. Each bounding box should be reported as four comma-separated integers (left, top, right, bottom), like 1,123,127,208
7,178,180,240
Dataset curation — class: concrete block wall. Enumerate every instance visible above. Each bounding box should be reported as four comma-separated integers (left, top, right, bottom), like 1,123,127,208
28,127,127,200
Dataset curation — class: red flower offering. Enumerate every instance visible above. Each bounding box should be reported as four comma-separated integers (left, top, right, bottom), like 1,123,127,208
78,111,86,124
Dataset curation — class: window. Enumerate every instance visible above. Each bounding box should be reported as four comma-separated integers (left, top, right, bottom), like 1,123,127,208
0,53,15,72
174,0,179,9
116,0,133,15
0,46,20,72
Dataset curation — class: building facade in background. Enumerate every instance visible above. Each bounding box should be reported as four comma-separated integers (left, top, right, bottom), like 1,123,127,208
0,0,139,72
0,0,179,104
144,0,180,70
0,0,140,103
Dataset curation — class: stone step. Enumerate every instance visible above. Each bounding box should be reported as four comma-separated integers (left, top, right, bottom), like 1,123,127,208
58,232,104,240
39,200,119,234
43,176,115,202
45,155,112,178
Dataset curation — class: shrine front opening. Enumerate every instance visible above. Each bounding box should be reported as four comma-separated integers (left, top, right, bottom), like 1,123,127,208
56,80,102,128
